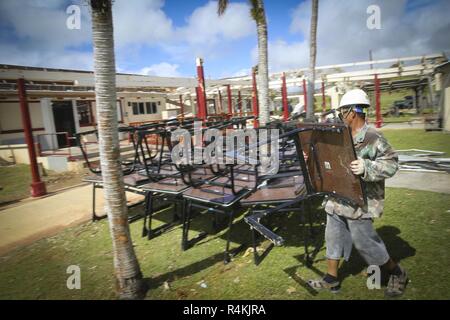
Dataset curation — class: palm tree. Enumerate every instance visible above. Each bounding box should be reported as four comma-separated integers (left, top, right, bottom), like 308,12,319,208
306,0,319,119
90,0,145,299
218,0,270,126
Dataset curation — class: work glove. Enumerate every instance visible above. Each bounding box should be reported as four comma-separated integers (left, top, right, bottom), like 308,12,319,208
303,151,308,162
350,158,365,176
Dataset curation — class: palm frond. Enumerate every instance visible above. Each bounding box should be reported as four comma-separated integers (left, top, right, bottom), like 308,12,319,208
217,0,229,16
250,0,264,24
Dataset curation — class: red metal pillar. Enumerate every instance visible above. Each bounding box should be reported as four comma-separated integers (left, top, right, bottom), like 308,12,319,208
375,74,382,128
195,86,202,119
17,78,46,197
226,84,233,116
179,94,184,121
238,90,242,116
218,90,223,114
321,80,326,112
281,72,289,121
196,58,207,121
302,78,308,113
252,67,259,127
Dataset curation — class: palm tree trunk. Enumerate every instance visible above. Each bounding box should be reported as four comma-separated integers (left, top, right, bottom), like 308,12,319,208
255,0,270,126
306,0,319,119
217,0,270,125
90,0,145,299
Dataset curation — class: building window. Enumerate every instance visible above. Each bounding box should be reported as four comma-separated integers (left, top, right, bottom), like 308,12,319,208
131,101,158,115
132,102,139,115
131,102,145,115
146,102,157,114
76,100,94,126
145,102,152,114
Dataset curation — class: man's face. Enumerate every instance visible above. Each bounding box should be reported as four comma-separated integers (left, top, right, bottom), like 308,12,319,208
338,107,355,126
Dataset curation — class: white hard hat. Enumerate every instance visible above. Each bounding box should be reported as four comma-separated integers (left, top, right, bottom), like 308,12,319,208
339,89,371,109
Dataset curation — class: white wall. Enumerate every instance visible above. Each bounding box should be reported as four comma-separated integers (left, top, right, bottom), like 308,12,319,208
40,98,57,149
0,101,44,145
444,86,450,132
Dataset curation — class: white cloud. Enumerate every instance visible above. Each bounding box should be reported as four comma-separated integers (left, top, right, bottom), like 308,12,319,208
112,0,174,46
231,68,252,77
0,0,92,69
3,0,448,78
112,0,255,62
178,1,254,44
157,1,255,63
0,43,93,70
286,0,450,69
251,40,309,73
138,62,181,77
0,0,255,72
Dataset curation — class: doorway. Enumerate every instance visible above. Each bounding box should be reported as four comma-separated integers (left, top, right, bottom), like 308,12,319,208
52,101,76,148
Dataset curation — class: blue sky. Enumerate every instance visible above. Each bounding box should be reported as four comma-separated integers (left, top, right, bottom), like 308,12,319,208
0,0,449,79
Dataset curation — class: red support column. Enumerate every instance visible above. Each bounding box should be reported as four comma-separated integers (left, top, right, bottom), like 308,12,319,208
196,58,207,121
238,90,242,116
218,90,223,114
179,94,184,121
375,74,382,128
281,72,289,121
226,84,233,116
252,67,259,127
195,86,202,119
321,80,326,112
17,78,46,197
302,78,308,113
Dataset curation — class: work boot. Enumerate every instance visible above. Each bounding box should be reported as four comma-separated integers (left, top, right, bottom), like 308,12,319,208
385,265,408,297
307,276,341,293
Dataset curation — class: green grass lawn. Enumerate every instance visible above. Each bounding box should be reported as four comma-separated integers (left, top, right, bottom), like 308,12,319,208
0,164,84,205
0,164,35,205
0,129,449,300
0,188,449,300
381,129,450,155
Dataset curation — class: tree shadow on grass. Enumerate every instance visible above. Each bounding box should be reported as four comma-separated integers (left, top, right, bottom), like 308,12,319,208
337,225,416,285
280,220,416,295
143,251,226,291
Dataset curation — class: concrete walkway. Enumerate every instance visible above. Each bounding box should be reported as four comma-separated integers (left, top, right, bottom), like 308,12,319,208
0,184,144,256
386,171,450,194
380,122,425,130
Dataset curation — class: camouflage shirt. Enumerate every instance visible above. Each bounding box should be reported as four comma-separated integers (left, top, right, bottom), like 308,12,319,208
323,124,399,219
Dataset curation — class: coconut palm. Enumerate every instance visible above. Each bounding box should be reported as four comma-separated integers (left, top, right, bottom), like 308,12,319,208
306,0,319,119
90,0,145,299
218,0,270,125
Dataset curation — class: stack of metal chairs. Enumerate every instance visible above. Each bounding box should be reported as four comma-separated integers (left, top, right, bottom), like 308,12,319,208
77,115,348,265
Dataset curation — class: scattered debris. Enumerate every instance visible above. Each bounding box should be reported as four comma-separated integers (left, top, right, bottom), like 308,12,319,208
286,286,297,294
397,149,450,173
243,247,254,258
397,149,445,157
163,281,170,290
197,280,208,288
242,246,264,258
233,277,240,284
